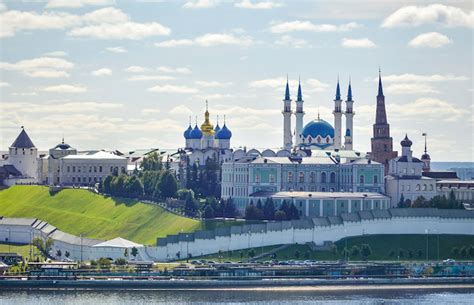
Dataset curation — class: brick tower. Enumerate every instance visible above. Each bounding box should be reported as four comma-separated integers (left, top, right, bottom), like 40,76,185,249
370,70,397,174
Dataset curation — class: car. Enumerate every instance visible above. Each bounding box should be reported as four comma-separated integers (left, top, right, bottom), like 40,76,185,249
443,259,456,263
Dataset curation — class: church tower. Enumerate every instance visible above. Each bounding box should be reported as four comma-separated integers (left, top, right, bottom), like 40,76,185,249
370,69,397,174
282,77,293,150
200,101,215,149
294,78,304,146
344,81,354,150
421,132,431,172
333,79,343,149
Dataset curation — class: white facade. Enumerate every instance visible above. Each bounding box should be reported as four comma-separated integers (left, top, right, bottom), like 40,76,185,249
59,151,127,185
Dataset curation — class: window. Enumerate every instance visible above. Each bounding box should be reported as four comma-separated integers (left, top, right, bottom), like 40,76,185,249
72,177,75,182
269,174,275,183
110,166,113,173
67,166,70,173
321,172,326,183
89,167,92,173
407,185,411,191
288,172,293,183
429,185,434,191
423,184,427,191
299,172,304,183
416,184,420,191
72,166,76,173
330,172,336,183
374,175,378,184
99,166,102,173
321,187,326,192
255,174,260,183
359,175,365,184
401,185,405,191
94,166,97,173
310,172,315,183
78,177,81,182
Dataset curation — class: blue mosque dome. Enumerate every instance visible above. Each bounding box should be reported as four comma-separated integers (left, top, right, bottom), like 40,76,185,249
183,125,193,139
216,124,232,140
299,119,335,149
190,125,203,139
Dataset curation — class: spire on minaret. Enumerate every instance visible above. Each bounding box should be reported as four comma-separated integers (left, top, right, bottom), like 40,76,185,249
378,67,384,97
347,79,353,102
335,77,341,100
189,116,192,126
297,77,303,102
285,75,290,100
317,108,320,120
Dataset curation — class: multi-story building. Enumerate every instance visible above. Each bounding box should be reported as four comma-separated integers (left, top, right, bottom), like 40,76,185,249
38,139,77,185
221,153,385,213
59,151,127,186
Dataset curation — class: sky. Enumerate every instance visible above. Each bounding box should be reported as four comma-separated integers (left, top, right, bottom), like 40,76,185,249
0,0,472,161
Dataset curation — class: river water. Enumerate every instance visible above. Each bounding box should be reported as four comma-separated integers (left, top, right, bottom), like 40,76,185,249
1,286,473,305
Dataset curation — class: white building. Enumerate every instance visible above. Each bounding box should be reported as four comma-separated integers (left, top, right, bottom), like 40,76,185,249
0,128,38,186
38,139,78,185
385,135,436,207
59,151,128,186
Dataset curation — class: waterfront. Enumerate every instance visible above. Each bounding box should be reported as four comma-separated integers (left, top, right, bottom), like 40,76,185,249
1,286,473,305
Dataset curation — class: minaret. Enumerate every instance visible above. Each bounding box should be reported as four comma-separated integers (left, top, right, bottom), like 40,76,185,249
370,69,397,174
344,80,354,150
282,77,293,150
294,78,304,146
333,78,343,149
421,132,431,172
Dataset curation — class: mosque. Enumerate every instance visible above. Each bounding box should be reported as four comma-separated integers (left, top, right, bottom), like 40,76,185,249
179,77,362,171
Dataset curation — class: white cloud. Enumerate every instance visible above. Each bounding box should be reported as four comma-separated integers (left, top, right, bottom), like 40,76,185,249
2,101,121,114
248,77,328,92
385,83,439,94
43,51,68,57
148,85,198,94
11,92,38,96
235,0,283,9
41,84,87,93
382,4,474,28
0,7,170,39
0,57,74,78
408,32,452,48
157,66,191,74
125,65,148,73
127,75,176,81
0,81,10,87
46,0,115,9
387,98,466,122
68,21,171,40
341,38,376,48
169,105,193,115
305,79,329,92
183,0,219,9
155,33,253,47
105,46,127,53
91,68,112,76
142,108,161,115
195,93,234,99
269,21,359,34
379,73,469,83
275,35,310,48
195,81,232,87
0,3,6,12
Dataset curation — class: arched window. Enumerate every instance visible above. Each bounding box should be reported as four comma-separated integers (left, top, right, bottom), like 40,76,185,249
416,184,420,191
310,172,315,183
321,187,326,192
359,175,365,184
330,172,336,183
429,184,434,191
255,174,260,183
326,137,330,143
299,172,304,183
423,184,427,191
288,172,293,183
321,172,327,183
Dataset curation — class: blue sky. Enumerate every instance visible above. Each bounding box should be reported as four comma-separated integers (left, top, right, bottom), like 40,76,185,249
0,0,472,161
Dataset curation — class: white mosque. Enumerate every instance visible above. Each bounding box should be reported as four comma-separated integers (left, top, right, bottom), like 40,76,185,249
179,78,362,169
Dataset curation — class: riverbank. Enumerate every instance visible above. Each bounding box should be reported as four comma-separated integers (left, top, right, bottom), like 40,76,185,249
1,276,473,290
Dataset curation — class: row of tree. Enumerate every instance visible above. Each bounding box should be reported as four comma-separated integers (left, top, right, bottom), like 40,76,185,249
185,158,221,199
245,198,300,221
398,191,464,209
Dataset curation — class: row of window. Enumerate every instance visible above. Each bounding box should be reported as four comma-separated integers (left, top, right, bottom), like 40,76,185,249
70,176,103,183
66,166,125,174
401,184,434,191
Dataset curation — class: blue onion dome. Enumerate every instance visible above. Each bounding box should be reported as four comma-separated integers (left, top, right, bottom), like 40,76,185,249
183,125,193,139
214,123,221,135
421,153,431,160
401,134,412,147
216,124,232,139
301,119,335,139
190,124,203,139
54,143,71,150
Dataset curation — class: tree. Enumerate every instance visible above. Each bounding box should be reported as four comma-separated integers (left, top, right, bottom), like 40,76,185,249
248,249,255,258
294,250,300,259
203,205,215,219
177,188,194,200
102,175,113,194
131,247,138,258
184,192,198,216
274,210,286,221
263,198,276,220
127,176,144,198
469,245,474,257
399,248,405,258
223,198,237,218
245,203,262,220
159,171,178,198
115,258,127,265
460,246,467,257
404,199,412,207
56,249,62,258
45,238,54,255
398,194,405,208
289,203,300,220
412,196,428,208
388,249,395,257
360,244,372,260
142,171,161,197
124,248,128,258
350,245,360,257
140,152,163,171
417,249,423,258
32,237,44,254
65,251,70,259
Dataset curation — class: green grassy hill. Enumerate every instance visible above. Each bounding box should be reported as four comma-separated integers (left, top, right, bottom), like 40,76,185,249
0,186,202,245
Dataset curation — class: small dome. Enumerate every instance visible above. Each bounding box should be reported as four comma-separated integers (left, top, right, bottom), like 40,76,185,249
216,124,232,140
190,125,203,139
401,134,412,147
421,153,431,160
214,123,221,135
301,119,335,139
54,143,71,150
183,125,193,139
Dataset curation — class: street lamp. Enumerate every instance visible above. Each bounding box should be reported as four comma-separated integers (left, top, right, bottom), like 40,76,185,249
424,229,429,261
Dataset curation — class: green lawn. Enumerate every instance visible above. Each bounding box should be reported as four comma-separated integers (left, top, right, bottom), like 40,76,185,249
198,234,474,262
0,242,42,261
0,186,203,245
